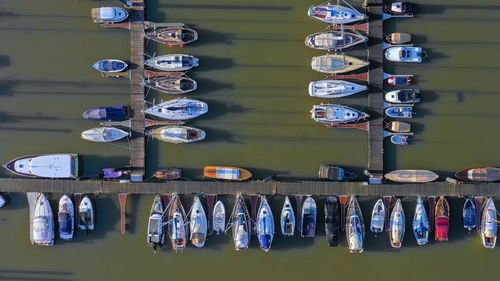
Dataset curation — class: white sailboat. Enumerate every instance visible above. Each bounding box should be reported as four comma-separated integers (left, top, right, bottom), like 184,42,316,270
481,198,497,249
389,199,405,248
190,196,208,248
370,199,385,233
280,196,295,236
213,200,226,235
413,196,429,246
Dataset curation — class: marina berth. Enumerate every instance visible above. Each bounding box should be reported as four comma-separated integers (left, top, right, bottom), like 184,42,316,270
203,166,252,181
435,197,449,242
142,76,197,95
385,47,427,63
385,33,412,44
144,98,208,120
311,104,369,124
33,193,54,246
413,197,430,246
385,89,420,104
148,126,206,144
82,105,130,121
92,59,128,73
318,164,357,181
385,170,439,183
256,196,274,252
385,106,414,118
307,4,366,24
462,197,476,231
147,195,165,251
370,199,385,233
280,196,295,237
145,54,199,72
385,2,419,16
79,196,94,231
231,193,251,251
305,30,367,51
389,199,405,248
91,7,129,24
190,196,208,248
144,23,198,46
386,121,411,133
213,200,226,235
81,127,129,143
308,80,367,98
301,197,317,238
167,194,188,252
4,154,78,179
311,54,369,74
346,196,364,253
324,197,340,247
480,198,497,249
58,195,74,241
454,167,500,182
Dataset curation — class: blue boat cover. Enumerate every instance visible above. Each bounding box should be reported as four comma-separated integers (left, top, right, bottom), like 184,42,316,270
83,105,128,120
302,214,316,236
96,60,127,72
463,201,476,228
58,213,72,234
259,234,272,249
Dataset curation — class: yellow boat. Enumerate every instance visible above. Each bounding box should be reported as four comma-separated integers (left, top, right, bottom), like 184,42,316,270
311,54,369,74
384,170,438,183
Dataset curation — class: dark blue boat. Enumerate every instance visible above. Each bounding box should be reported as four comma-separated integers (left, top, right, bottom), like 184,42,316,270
463,197,476,231
391,135,409,145
385,106,414,118
92,59,128,73
82,105,130,121
301,197,317,238
325,197,340,247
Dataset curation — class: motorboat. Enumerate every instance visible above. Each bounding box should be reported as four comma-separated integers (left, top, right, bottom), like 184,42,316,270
370,199,385,233
145,23,198,46
325,197,340,247
308,4,366,24
346,196,365,253
4,154,79,179
82,105,130,121
463,197,476,231
145,54,199,72
143,76,197,95
167,194,188,251
0,195,5,208
389,199,405,248
481,198,497,249
388,76,412,85
385,89,420,103
81,127,129,142
58,194,74,240
91,7,129,24
280,196,295,236
147,195,165,251
386,121,411,133
144,98,208,120
435,196,449,241
152,168,182,180
385,33,412,44
455,167,500,182
190,196,208,248
413,196,430,246
33,193,54,246
203,166,252,181
78,195,94,231
311,104,369,124
391,135,409,145
256,196,274,252
148,126,206,144
305,30,367,51
385,106,414,118
385,2,419,15
385,47,426,63
318,164,357,181
213,200,226,235
301,197,317,237
231,193,251,251
385,170,439,183
92,59,128,73
308,80,367,98
311,54,369,74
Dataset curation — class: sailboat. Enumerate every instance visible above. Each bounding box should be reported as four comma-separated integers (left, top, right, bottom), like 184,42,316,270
144,98,208,120
280,196,295,236
190,196,208,248
311,54,369,74
305,29,367,51
311,104,369,124
147,195,165,251
301,197,317,238
144,24,198,46
325,197,340,247
370,199,385,233
307,3,366,24
33,193,54,246
167,194,188,252
346,195,365,253
213,200,226,235
481,198,497,249
413,196,429,246
230,193,251,251
148,126,206,144
78,196,94,232
145,54,199,72
389,199,405,248
462,197,476,231
143,76,197,95
81,127,129,142
435,196,449,242
58,194,74,241
308,80,367,98
256,196,274,252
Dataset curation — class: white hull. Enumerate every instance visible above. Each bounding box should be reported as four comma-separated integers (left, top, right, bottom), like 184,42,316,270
309,80,367,98
58,194,74,240
145,54,199,71
5,154,78,178
481,198,497,249
308,4,366,24
370,199,385,233
79,196,94,231
389,199,405,248
413,196,429,246
213,200,226,235
81,127,129,143
385,47,425,63
144,98,208,121
280,196,295,236
190,196,208,248
33,193,54,246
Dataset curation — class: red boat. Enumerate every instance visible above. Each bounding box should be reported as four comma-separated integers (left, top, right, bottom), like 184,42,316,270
455,167,500,182
435,196,450,241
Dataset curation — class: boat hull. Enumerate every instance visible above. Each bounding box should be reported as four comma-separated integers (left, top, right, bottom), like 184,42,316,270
481,198,497,248
256,197,274,251
144,98,208,121
389,200,405,248
308,5,366,24
82,105,130,121
78,196,94,231
455,167,500,182
435,197,449,241
203,166,252,181
190,196,208,248
325,197,340,247
145,25,198,46
311,54,369,74
145,54,199,72
81,127,129,143
309,80,367,98
462,197,476,230
58,195,74,240
143,76,197,95
147,195,165,248
92,59,128,73
213,200,226,235
305,31,367,51
167,194,188,251
346,196,365,253
231,193,251,250
4,154,79,179
280,196,295,236
370,199,385,233
301,197,317,238
413,197,429,245
385,106,413,118
311,104,370,124
91,7,129,24
149,126,206,144
33,193,54,246
385,170,439,183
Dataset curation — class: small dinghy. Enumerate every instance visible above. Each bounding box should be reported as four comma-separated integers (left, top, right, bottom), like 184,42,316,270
153,168,182,180
79,196,94,232
463,197,476,231
33,193,54,246
145,23,198,46
145,54,199,72
385,89,420,103
385,47,427,63
325,197,340,247
435,196,449,242
389,199,405,248
305,30,367,51
0,195,6,208
148,126,206,144
143,76,197,95
481,198,497,249
81,127,129,143
190,196,208,248
388,76,412,85
213,200,226,235
308,4,366,24
91,7,129,24
386,121,411,133
346,196,365,253
311,54,369,74
301,197,317,238
92,59,128,73
58,194,74,240
455,167,500,182
203,166,252,181
385,2,419,15
391,135,409,145
4,154,79,179
318,164,357,181
167,194,188,251
309,80,367,98
370,199,385,233
82,105,130,121
147,195,165,252
231,193,251,251
144,98,208,120
413,196,430,246
385,33,412,44
256,196,274,252
280,196,295,236
385,106,414,118
385,170,439,183
311,104,369,124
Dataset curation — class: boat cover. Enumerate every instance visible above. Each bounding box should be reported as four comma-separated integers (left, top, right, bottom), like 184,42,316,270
103,168,123,179
302,214,316,236
96,60,127,72
14,154,75,178
83,105,128,120
435,217,449,240
216,168,240,180
58,213,72,234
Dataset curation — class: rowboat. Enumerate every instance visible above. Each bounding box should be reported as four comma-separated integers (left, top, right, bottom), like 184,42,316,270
481,198,497,249
463,197,476,231
325,197,340,247
389,199,405,248
145,23,198,46
455,167,500,182
435,196,449,242
311,54,369,74
92,59,128,73
148,126,206,144
82,105,130,121
370,199,385,233
33,193,54,246
190,196,208,248
388,76,412,85
280,196,295,236
385,170,439,183
346,195,364,253
203,166,252,181
413,197,429,245
78,196,94,231
385,33,411,44
385,2,419,16
213,200,226,235
143,76,197,95
386,121,411,133
58,194,74,241
385,106,414,118
308,80,367,98
301,197,317,238
152,168,182,180
144,98,208,120
305,30,367,51
81,127,129,142
145,54,199,72
385,47,427,63
308,4,366,24
391,135,409,145
231,193,251,251
311,104,369,124
4,154,78,179
385,89,420,103
167,194,188,252
318,164,357,181
91,7,129,24
147,195,165,251
256,196,274,252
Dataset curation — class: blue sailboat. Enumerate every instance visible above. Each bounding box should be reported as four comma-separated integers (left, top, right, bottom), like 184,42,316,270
256,196,274,252
463,197,476,231
413,196,430,246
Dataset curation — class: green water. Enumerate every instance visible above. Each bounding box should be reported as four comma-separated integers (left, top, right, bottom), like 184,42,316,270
0,0,499,280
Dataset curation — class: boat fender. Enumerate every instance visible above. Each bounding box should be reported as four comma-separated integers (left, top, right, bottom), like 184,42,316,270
180,44,184,48
169,44,173,47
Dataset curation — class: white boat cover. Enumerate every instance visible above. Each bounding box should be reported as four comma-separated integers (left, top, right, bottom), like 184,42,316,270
99,7,117,19
190,197,207,247
213,201,226,234
81,127,128,142
216,168,240,180
14,154,76,178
